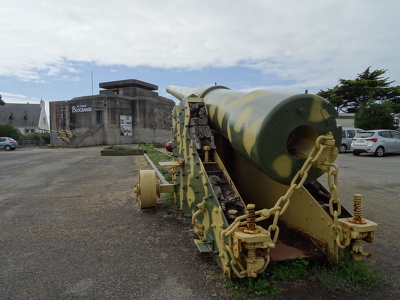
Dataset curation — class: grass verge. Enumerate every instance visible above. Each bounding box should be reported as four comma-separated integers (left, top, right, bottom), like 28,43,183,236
139,144,173,183
223,257,308,299
102,145,139,151
224,255,380,299
309,254,380,295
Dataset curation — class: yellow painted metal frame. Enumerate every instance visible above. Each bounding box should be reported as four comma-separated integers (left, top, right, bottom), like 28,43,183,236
137,170,158,208
135,85,378,278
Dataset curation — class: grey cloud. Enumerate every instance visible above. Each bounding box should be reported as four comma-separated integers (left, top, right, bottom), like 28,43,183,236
0,0,399,91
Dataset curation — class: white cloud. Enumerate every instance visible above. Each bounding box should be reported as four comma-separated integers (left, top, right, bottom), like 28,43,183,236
0,92,34,103
1,0,399,91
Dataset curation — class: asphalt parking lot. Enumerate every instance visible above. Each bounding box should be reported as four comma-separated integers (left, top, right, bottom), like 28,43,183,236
0,146,232,300
321,151,400,298
0,147,399,299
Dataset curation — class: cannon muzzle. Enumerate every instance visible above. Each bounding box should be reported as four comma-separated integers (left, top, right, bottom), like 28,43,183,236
166,84,341,185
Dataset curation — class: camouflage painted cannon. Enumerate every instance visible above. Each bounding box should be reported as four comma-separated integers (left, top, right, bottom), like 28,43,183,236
134,84,377,278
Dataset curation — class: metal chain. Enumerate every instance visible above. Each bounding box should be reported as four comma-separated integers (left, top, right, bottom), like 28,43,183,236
266,134,336,243
219,132,350,278
222,133,338,246
326,162,347,248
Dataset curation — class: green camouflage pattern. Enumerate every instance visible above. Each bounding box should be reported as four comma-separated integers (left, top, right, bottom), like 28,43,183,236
164,84,376,278
167,84,342,185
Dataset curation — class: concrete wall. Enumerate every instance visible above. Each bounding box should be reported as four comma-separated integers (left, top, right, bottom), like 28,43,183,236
50,89,175,147
337,113,355,128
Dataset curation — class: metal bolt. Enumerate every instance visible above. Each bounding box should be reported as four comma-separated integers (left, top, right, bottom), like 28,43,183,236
203,146,211,162
353,194,362,220
246,204,256,231
247,248,256,260
350,194,366,224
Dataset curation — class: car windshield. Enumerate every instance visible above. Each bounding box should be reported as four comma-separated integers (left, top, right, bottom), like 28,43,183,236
355,132,375,138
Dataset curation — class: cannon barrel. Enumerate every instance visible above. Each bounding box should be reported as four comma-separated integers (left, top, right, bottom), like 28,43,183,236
135,85,376,278
166,84,341,185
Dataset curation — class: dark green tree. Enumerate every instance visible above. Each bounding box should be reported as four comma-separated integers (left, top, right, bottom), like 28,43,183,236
354,102,396,130
0,124,22,140
318,67,400,113
0,94,5,106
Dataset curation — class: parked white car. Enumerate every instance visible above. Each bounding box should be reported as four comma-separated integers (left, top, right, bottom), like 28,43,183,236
351,129,400,157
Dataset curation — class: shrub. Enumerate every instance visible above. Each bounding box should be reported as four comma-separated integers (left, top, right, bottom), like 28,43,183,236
0,124,22,140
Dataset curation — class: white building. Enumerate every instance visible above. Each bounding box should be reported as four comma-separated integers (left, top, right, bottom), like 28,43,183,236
0,100,49,133
336,113,355,128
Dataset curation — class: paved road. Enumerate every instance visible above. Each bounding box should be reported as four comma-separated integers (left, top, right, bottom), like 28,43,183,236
322,152,400,298
0,147,231,300
0,147,399,299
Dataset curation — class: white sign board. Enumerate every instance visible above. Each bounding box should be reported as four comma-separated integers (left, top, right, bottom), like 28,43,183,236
120,115,132,136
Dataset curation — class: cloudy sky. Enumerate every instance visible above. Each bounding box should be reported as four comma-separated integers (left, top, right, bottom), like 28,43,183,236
1,0,399,109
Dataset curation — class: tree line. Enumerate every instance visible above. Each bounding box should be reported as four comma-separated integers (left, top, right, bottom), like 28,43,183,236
317,67,400,130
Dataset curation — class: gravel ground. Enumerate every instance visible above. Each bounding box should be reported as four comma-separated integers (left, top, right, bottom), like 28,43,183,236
0,147,399,299
0,146,231,300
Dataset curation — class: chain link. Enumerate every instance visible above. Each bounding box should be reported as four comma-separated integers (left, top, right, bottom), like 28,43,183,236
327,163,342,216
222,133,344,245
221,132,348,264
265,133,337,243
326,162,347,248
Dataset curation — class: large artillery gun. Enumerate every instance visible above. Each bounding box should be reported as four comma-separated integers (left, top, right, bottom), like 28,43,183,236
134,84,377,278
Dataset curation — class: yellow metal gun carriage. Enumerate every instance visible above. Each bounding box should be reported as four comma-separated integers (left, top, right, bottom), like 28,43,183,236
134,84,377,278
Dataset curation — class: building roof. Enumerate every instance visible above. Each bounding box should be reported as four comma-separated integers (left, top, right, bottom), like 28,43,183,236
99,79,158,91
0,103,42,127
